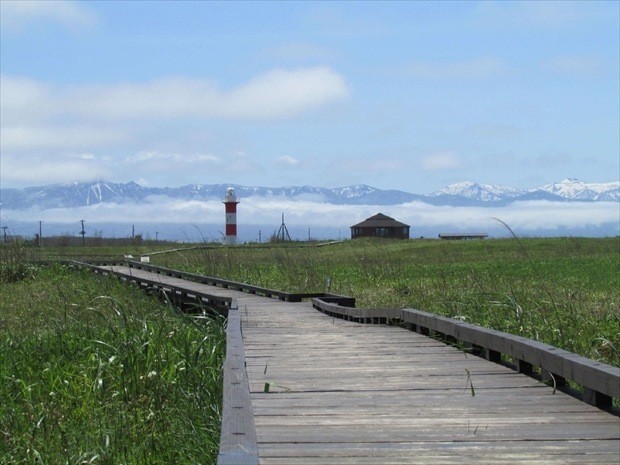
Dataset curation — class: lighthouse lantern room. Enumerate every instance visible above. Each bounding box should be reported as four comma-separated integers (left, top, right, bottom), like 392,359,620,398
223,187,240,245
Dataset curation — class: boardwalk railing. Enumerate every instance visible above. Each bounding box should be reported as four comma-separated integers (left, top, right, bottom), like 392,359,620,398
86,259,355,305
77,260,235,313
312,297,620,410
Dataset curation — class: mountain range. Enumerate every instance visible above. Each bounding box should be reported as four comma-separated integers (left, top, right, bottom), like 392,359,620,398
1,178,618,210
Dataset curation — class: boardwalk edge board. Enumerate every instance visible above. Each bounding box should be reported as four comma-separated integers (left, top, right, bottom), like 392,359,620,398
94,259,354,304
311,298,620,410
75,261,234,314
218,303,260,465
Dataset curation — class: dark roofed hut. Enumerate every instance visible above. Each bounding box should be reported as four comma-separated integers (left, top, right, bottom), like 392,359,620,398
350,213,410,239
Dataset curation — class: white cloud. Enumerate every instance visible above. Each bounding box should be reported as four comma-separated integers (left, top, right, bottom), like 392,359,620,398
485,201,619,231
125,151,220,164
0,0,97,31
68,77,221,120
221,67,349,119
420,152,462,171
305,3,387,37
516,2,590,28
530,153,572,169
543,55,604,78
0,68,348,184
0,68,348,158
403,201,612,231
276,156,301,166
5,198,618,240
0,75,56,124
118,151,225,183
472,1,604,30
332,157,411,180
405,57,504,81
2,68,348,124
1,154,111,185
1,125,128,151
112,150,260,185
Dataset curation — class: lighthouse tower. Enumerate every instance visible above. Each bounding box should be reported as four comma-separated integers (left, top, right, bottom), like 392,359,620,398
223,187,240,245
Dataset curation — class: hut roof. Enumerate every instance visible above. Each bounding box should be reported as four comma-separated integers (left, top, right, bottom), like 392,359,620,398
351,213,409,229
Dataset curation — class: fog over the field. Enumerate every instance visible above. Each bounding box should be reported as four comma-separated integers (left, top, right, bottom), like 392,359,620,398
3,196,618,241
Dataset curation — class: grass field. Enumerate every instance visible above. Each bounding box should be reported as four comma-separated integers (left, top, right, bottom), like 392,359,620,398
1,236,618,463
151,236,620,367
0,246,225,465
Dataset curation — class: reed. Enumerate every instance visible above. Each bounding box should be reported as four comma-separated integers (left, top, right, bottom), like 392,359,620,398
154,237,619,367
0,264,225,465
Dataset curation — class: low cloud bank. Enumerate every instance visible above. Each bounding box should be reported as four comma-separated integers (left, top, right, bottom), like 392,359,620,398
3,197,619,241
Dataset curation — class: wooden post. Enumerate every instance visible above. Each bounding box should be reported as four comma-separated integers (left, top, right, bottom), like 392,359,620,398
486,349,502,364
518,359,534,375
583,388,612,410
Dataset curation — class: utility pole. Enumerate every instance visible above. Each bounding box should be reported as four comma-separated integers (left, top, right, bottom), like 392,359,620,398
80,220,86,246
39,221,43,247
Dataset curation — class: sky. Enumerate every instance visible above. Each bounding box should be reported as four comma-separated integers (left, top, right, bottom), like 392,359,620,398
1,0,618,194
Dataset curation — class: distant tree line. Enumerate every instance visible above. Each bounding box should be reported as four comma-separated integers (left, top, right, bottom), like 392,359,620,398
1,234,175,248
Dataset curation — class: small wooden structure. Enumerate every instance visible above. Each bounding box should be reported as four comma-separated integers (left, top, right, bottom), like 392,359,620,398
275,213,291,242
351,213,410,239
439,233,488,240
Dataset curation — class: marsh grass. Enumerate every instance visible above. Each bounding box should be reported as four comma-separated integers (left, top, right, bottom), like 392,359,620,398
0,241,37,283
1,236,617,462
155,237,619,367
0,264,225,464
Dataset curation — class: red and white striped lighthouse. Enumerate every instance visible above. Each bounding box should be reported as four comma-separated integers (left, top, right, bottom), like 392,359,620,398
223,187,239,244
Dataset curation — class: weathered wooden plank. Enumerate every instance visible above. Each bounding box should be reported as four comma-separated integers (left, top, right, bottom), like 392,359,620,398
237,296,619,464
258,440,620,456
251,393,608,414
255,423,618,442
217,305,259,465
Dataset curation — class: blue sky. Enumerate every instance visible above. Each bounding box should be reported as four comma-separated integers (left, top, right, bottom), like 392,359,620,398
1,0,619,193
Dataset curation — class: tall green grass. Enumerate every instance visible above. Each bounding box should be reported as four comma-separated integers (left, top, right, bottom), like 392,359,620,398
154,237,619,367
1,236,617,463
0,262,225,464
0,241,38,283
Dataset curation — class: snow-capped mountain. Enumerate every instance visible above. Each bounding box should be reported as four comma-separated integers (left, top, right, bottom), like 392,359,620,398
1,179,618,210
429,179,619,203
538,178,619,201
429,181,527,202
0,182,423,209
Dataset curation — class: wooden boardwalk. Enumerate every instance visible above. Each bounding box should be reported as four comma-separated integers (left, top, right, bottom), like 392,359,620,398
96,265,620,465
